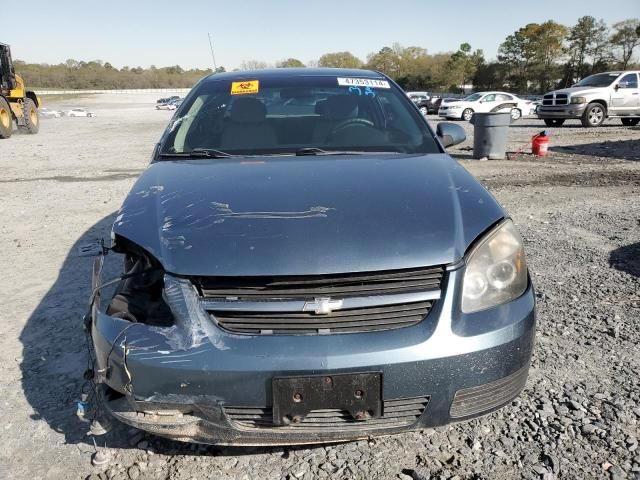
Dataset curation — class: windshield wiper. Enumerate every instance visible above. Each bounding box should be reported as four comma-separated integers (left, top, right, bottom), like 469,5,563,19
295,148,406,156
295,147,367,156
159,148,234,159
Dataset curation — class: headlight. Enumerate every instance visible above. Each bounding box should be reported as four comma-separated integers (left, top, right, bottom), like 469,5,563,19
570,96,587,104
461,220,528,313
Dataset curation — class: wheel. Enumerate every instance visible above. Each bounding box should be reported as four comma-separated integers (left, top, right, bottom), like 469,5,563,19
581,103,606,127
419,106,428,116
543,119,565,127
621,118,639,126
17,99,39,134
462,108,474,121
0,97,13,138
510,108,522,121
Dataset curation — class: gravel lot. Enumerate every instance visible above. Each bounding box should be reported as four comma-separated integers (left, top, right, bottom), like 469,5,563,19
0,93,638,480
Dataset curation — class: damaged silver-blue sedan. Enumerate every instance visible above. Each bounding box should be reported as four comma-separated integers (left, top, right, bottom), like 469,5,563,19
86,68,536,445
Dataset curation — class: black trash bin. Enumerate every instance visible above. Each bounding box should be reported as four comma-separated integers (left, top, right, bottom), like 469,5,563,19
470,112,511,160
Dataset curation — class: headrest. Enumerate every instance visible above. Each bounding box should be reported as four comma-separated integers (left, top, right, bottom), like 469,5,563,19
315,99,328,115
323,95,358,120
230,97,267,122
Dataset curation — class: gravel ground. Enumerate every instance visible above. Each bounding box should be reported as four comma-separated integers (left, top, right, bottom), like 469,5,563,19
0,93,638,480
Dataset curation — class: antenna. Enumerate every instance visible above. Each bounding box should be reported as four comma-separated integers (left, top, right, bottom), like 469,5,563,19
207,32,218,72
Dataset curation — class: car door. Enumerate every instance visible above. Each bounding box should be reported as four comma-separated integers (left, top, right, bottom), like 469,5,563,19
477,94,497,113
610,73,639,113
494,94,517,113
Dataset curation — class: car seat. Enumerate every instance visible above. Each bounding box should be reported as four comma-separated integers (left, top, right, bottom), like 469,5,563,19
220,97,278,150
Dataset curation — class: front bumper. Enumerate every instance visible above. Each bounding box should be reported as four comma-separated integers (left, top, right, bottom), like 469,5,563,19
90,267,536,445
438,108,462,119
537,104,587,119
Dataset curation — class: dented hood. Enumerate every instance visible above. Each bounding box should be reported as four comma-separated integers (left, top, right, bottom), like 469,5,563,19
113,154,504,276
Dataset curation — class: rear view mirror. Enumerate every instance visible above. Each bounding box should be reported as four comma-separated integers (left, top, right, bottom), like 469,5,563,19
437,122,466,148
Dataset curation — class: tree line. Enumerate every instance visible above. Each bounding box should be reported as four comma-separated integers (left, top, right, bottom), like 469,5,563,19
15,17,639,94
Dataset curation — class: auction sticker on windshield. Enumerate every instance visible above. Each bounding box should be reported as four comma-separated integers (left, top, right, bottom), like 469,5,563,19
337,77,390,89
231,80,260,95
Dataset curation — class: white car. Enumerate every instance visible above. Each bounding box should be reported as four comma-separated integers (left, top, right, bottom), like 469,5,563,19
39,107,63,118
155,98,183,110
67,108,95,117
438,92,534,121
156,102,178,110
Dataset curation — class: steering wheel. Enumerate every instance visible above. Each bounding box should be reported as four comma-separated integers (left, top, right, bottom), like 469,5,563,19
327,118,376,139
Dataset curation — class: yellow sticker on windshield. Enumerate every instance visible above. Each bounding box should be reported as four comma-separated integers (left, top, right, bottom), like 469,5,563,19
231,80,259,95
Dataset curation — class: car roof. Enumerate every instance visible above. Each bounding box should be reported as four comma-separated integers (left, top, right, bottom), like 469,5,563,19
201,68,387,83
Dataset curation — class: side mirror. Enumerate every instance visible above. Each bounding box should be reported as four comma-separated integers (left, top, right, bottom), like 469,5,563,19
437,122,466,148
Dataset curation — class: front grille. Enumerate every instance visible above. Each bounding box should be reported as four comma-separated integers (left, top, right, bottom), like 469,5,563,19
211,301,433,334
225,396,429,431
196,266,443,335
196,266,443,300
542,93,568,106
449,366,529,418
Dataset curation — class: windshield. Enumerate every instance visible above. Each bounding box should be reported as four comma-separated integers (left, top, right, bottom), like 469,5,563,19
463,93,483,102
575,73,620,87
160,74,440,156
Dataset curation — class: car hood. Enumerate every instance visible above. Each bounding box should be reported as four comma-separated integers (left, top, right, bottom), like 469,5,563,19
113,154,504,276
547,86,603,96
441,98,464,105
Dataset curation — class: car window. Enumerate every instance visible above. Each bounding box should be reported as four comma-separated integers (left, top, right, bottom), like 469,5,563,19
463,93,482,102
575,73,620,87
162,75,440,156
618,73,638,89
482,94,496,102
496,94,513,101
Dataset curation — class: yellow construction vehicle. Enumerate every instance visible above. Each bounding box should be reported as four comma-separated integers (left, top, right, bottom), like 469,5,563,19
0,42,39,138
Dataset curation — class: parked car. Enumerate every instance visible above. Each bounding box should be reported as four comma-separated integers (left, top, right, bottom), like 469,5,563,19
157,95,180,105
156,97,183,110
537,71,640,127
406,91,431,115
39,107,62,118
429,93,466,114
87,68,535,446
439,91,534,121
67,108,95,117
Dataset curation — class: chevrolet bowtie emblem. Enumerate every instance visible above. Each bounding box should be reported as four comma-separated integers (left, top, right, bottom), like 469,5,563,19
303,297,343,315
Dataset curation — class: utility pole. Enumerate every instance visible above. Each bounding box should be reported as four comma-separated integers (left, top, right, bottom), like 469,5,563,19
207,32,218,72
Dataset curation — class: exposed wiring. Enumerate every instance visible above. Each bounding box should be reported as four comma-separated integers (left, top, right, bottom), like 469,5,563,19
104,322,145,379
88,267,158,310
81,249,159,425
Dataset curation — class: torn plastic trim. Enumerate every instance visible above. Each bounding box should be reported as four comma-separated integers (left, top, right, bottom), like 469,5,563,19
158,275,211,351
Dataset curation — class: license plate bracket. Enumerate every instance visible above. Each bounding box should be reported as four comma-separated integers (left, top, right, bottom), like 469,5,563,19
272,372,382,425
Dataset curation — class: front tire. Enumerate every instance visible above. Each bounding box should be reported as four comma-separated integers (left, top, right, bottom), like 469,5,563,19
543,119,565,127
581,103,606,127
17,99,39,134
510,108,522,121
621,118,639,126
462,108,474,121
0,97,13,138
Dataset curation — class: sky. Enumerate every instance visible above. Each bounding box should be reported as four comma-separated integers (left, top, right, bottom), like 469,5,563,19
3,0,638,70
